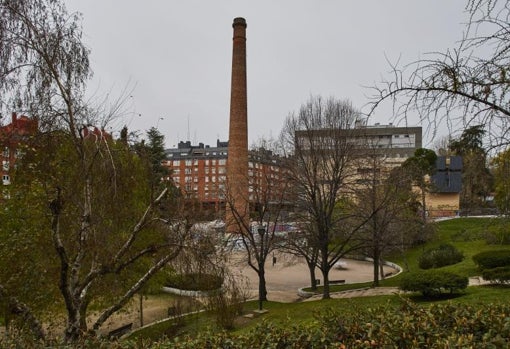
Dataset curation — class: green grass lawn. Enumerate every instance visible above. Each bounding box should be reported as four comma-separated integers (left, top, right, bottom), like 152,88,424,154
129,284,510,342
383,217,509,285
129,217,510,343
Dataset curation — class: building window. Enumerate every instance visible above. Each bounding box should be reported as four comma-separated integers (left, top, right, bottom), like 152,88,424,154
218,167,225,174
2,161,9,171
185,160,192,166
185,168,192,174
193,159,198,165
205,159,209,166
212,167,216,174
2,174,10,185
173,160,180,166
2,147,8,158
219,159,226,165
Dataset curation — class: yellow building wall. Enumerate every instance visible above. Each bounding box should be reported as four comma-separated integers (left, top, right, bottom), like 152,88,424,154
426,192,460,217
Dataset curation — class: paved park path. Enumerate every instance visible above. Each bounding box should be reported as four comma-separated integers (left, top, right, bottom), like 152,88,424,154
229,251,488,303
228,251,402,303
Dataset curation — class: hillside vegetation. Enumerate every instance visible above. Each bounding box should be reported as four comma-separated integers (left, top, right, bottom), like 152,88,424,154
119,217,510,347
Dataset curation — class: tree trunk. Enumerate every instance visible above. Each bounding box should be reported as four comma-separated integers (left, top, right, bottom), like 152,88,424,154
139,293,144,327
421,183,427,225
258,263,268,302
320,247,330,299
307,260,317,290
78,298,91,336
321,268,330,299
64,311,82,343
373,247,380,287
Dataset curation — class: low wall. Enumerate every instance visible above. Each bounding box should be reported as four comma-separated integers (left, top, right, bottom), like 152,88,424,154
161,286,222,298
297,258,403,298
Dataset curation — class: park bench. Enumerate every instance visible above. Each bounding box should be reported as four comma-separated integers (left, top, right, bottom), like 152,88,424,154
108,322,133,339
330,279,345,284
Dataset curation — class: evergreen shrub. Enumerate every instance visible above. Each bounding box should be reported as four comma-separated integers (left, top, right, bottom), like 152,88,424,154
418,243,464,269
399,270,468,297
472,250,510,270
482,266,510,284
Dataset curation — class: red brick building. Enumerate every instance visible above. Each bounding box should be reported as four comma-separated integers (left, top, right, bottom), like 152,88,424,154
1,113,38,186
163,140,285,214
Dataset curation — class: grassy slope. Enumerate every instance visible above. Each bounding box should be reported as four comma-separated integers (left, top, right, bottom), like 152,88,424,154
130,217,510,342
382,217,506,286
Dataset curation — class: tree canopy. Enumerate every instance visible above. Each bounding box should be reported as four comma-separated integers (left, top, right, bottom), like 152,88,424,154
0,0,193,342
280,95,365,299
370,0,510,149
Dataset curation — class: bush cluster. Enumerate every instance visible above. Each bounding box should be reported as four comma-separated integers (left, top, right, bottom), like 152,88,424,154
473,250,510,284
472,250,510,270
482,266,510,284
418,243,464,269
134,301,510,348
165,273,223,291
485,222,510,245
399,270,468,297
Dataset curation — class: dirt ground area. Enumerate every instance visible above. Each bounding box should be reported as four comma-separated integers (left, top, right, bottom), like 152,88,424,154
95,252,397,333
43,252,397,336
227,251,397,302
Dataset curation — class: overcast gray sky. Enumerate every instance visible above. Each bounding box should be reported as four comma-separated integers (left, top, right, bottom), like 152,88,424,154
64,0,468,148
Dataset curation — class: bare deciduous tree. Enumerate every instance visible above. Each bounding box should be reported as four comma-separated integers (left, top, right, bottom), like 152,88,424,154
225,141,290,307
351,152,420,286
369,0,510,149
280,96,366,299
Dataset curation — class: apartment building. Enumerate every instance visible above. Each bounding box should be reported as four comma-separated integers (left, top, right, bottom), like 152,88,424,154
163,140,284,212
1,113,38,186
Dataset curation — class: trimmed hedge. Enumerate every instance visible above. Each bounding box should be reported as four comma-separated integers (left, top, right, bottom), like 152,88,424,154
418,243,464,269
154,302,510,348
472,250,510,270
399,270,468,297
482,266,510,284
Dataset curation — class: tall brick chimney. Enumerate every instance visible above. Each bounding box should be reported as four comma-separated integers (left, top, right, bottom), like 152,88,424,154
226,17,249,233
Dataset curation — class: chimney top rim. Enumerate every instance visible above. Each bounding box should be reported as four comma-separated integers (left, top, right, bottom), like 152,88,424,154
233,17,247,28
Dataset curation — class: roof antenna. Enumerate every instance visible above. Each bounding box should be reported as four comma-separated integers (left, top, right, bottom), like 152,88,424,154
187,114,190,142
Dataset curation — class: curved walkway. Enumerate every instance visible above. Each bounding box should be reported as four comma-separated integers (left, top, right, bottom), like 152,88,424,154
228,251,401,303
304,287,402,301
228,252,489,303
